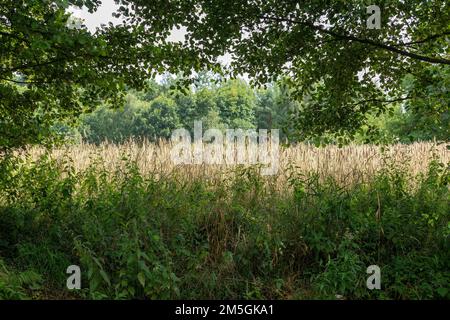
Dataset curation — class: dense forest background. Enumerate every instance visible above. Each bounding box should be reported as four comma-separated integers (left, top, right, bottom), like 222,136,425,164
58,70,449,146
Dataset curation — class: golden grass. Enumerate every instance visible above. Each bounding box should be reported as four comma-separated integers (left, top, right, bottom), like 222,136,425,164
22,140,449,187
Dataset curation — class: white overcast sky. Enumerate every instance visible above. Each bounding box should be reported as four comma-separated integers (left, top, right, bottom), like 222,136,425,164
69,0,232,66
69,0,187,42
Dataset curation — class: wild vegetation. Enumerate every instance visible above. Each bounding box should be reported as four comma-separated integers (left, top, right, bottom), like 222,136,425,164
0,142,448,299
1,0,449,300
54,74,449,147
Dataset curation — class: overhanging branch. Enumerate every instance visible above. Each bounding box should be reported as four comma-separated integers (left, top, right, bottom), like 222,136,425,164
261,15,450,65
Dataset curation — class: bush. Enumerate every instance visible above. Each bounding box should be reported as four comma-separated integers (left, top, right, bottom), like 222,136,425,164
0,152,448,299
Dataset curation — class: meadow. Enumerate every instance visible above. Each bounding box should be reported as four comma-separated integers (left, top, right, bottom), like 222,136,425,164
22,140,450,185
0,141,448,299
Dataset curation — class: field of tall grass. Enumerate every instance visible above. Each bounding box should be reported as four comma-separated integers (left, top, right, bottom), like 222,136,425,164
22,140,450,184
0,141,448,299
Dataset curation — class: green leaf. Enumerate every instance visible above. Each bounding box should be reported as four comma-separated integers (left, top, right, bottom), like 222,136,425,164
437,287,448,297
137,272,146,287
99,270,111,287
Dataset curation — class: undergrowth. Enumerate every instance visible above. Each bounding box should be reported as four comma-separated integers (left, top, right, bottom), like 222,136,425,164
0,152,448,300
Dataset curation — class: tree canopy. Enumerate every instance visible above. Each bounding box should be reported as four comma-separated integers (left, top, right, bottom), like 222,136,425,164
114,0,449,138
1,0,449,148
0,0,202,148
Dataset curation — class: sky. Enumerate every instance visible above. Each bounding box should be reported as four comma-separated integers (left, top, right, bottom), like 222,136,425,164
69,0,120,31
69,0,187,43
68,0,234,82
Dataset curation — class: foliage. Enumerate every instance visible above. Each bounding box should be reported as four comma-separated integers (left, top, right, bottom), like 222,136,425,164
215,79,256,129
0,259,42,299
80,77,260,143
114,0,450,138
385,65,450,143
0,0,201,149
1,1,449,147
78,74,449,144
0,151,448,299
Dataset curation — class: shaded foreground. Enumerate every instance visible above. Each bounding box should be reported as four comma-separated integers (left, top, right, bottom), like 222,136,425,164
0,143,449,299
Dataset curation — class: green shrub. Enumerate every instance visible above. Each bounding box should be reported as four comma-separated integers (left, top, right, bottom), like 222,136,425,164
0,152,448,299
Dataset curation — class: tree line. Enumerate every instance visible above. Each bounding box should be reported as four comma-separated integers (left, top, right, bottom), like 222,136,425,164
62,72,448,145
1,1,449,150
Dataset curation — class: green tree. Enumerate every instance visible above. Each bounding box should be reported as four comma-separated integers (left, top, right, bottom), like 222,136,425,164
81,93,147,144
115,0,450,139
353,65,450,144
139,95,181,140
215,79,256,129
386,65,450,142
255,83,299,140
0,0,198,149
